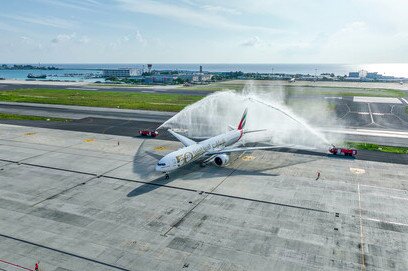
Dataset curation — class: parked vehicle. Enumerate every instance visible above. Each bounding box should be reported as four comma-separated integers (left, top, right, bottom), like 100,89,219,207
329,147,357,156
139,130,158,137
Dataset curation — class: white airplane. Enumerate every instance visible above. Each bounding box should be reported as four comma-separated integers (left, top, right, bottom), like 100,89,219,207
155,109,281,179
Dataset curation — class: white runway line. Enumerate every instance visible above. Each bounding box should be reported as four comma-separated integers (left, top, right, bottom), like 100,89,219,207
324,96,342,99
356,112,370,115
401,98,408,104
361,184,408,193
67,88,98,91
372,113,388,116
323,128,408,139
367,103,374,124
364,217,408,227
353,96,403,104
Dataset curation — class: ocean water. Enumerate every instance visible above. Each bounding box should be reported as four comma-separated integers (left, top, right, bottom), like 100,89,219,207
0,69,102,82
1,63,407,81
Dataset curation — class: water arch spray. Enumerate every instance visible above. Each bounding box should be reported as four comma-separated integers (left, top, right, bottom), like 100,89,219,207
159,84,335,148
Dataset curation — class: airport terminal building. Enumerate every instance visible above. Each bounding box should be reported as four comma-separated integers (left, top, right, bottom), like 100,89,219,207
102,68,141,77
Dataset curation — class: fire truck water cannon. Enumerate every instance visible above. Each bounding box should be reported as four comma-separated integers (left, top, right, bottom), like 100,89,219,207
329,146,357,156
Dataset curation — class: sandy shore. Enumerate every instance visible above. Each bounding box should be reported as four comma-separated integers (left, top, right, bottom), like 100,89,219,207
0,79,182,89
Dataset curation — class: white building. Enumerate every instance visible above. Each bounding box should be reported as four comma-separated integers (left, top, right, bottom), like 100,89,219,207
359,70,368,78
192,73,213,82
102,68,141,77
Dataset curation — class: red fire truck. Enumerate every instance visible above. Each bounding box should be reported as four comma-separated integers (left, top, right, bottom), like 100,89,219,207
329,146,357,156
139,130,158,137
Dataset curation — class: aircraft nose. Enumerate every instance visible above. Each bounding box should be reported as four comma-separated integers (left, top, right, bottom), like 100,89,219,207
155,159,165,172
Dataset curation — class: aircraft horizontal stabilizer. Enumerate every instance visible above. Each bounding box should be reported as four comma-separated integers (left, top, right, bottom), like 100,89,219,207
243,129,267,134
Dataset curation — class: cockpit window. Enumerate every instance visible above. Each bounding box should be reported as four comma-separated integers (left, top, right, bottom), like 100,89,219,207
157,163,166,166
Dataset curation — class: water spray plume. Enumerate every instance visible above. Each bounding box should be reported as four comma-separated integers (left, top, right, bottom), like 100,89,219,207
247,97,331,145
160,82,337,148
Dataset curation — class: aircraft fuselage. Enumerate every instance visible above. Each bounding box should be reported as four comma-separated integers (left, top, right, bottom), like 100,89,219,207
155,129,242,173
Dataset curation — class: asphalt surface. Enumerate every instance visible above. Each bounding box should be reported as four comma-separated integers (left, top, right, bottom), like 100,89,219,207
0,82,211,96
0,117,406,165
1,124,407,270
0,102,172,123
1,101,408,146
333,96,408,130
0,94,407,165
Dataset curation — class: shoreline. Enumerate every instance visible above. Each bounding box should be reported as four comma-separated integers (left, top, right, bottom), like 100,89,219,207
0,78,407,91
0,79,87,86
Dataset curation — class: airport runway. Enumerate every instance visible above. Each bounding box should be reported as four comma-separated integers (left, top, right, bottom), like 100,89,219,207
0,93,407,166
0,102,173,123
0,124,407,271
1,100,408,147
333,96,408,130
0,117,406,165
0,82,211,96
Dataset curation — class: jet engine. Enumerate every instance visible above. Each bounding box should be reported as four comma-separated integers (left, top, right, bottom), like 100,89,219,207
214,154,229,166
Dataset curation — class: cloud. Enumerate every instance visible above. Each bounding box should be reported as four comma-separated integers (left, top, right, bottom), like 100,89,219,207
1,14,74,29
135,30,147,45
34,0,105,13
339,21,367,33
20,36,32,44
0,22,24,32
200,5,241,15
316,20,408,62
240,36,261,47
109,31,147,48
52,33,76,43
116,0,281,33
78,36,91,44
51,33,90,44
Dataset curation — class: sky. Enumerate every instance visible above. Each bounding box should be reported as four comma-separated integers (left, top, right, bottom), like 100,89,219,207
0,0,407,63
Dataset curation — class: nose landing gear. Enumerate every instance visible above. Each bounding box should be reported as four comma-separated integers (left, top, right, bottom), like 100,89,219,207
165,174,169,180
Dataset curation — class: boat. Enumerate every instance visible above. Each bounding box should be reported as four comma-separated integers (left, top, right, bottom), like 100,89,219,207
27,73,46,79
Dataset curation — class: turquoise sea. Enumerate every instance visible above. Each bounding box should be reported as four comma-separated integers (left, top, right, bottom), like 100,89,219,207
1,63,407,82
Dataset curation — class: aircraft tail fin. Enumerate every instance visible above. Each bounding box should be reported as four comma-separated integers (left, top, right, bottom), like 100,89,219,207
237,108,248,130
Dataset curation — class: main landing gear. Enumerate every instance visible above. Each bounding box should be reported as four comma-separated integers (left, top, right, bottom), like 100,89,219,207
165,174,169,180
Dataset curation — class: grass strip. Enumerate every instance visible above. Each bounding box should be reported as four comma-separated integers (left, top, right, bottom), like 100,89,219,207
346,141,408,154
0,88,204,112
305,90,405,97
0,113,70,122
179,82,406,97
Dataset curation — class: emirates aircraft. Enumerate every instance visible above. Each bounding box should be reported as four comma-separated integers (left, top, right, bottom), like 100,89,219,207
155,109,282,179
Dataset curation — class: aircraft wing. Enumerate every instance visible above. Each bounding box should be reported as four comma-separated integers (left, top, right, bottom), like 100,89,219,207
205,145,293,156
168,129,196,147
